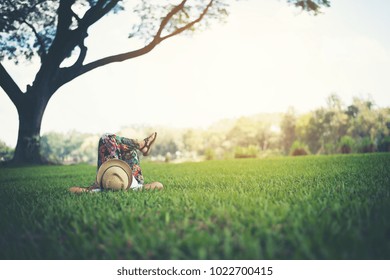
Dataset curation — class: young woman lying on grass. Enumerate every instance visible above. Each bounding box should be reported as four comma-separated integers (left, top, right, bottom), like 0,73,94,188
69,132,163,193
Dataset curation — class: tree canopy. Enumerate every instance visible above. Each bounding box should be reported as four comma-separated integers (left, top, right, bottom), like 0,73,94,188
1,0,330,65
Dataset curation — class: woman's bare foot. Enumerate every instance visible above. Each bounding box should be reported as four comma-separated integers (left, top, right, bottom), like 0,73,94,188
139,132,157,156
144,181,163,190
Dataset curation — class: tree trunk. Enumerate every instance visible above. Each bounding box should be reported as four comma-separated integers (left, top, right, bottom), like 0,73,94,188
12,91,49,165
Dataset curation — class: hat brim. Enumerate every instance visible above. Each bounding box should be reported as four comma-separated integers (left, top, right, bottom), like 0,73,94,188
96,159,133,190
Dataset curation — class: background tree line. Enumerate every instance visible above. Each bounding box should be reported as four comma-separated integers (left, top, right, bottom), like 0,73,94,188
1,94,389,164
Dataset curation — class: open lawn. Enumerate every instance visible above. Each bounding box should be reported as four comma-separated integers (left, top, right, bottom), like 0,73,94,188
0,154,389,259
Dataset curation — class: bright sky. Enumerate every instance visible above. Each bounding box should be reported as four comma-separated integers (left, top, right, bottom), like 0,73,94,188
1,0,390,147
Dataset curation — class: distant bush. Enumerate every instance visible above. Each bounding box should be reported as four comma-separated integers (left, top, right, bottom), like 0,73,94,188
165,152,172,163
204,148,216,160
377,136,390,152
339,136,355,154
223,151,234,160
357,137,375,153
289,141,310,156
259,149,283,158
234,145,259,159
0,140,14,162
40,131,98,164
324,143,337,155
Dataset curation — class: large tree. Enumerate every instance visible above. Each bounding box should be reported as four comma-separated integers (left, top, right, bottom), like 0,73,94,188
0,0,329,164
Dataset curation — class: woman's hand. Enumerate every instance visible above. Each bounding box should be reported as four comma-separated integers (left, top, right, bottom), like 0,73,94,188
144,181,163,190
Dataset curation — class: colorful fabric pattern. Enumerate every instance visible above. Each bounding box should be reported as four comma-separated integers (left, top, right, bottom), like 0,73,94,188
97,133,144,185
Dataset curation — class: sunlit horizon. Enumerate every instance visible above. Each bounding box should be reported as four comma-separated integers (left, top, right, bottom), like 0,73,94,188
1,0,390,147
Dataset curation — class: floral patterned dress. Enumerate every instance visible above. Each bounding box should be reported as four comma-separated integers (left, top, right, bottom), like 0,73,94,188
97,133,144,186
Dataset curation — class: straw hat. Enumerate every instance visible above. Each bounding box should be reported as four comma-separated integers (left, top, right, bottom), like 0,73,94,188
96,159,133,191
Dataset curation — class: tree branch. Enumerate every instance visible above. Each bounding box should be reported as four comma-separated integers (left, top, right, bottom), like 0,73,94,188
0,63,23,107
156,0,187,39
56,0,76,34
101,0,121,15
56,0,215,85
22,20,47,60
61,39,159,85
43,1,122,91
75,43,88,68
160,0,214,41
71,9,81,23
80,0,120,29
55,40,88,89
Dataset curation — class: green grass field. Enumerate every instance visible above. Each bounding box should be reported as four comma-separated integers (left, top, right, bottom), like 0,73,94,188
0,154,389,259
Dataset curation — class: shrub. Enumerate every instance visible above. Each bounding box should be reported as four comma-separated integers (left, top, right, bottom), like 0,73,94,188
0,140,14,162
165,152,172,163
324,143,337,155
204,148,216,160
223,151,234,160
259,149,283,158
289,141,310,156
378,136,390,152
234,145,259,159
339,136,355,154
357,137,375,153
